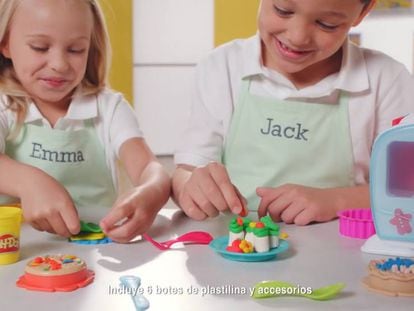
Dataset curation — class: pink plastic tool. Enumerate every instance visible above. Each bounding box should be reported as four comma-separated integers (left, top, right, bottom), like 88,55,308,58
338,208,376,239
142,231,213,250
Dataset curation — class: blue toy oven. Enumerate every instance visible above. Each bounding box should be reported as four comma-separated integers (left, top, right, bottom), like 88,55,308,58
370,123,414,243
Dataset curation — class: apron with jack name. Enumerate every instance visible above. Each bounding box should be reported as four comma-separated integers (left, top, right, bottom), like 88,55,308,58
222,79,354,210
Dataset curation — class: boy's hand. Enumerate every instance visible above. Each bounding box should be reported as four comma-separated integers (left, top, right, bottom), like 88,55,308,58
257,185,339,225
176,162,247,220
100,186,158,243
21,172,80,237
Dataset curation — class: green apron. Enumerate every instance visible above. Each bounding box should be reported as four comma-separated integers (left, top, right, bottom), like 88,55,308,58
222,79,354,211
0,119,117,209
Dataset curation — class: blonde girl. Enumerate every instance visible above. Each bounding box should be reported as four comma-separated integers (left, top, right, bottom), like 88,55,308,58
0,0,170,243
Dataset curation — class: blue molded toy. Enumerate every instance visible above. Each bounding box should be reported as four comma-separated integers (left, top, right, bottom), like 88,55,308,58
209,236,289,262
362,120,414,256
119,275,150,311
69,221,111,244
69,237,112,245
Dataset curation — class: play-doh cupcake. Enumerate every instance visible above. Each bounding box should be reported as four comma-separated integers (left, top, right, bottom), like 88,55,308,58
225,216,285,254
245,221,256,247
261,215,280,248
253,222,270,253
228,217,245,246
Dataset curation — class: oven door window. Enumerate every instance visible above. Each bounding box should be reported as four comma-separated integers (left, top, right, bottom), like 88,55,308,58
388,141,414,197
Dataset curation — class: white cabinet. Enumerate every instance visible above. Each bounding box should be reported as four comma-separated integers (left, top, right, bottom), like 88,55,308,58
354,15,414,73
133,0,214,154
134,0,214,64
134,66,194,154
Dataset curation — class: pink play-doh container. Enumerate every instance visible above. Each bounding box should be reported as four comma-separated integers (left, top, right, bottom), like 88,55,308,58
338,209,376,239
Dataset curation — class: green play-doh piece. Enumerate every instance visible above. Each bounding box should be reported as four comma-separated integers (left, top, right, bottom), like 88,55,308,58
80,220,102,233
229,217,244,233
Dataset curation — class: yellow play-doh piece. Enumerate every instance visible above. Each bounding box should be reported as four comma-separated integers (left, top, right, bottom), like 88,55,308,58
69,232,105,241
280,232,289,239
239,240,254,253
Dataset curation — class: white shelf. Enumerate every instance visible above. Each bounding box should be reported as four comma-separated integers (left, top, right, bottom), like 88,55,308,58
134,66,195,155
353,15,414,73
133,0,214,64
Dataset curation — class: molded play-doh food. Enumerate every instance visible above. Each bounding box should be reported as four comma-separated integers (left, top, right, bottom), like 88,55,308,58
16,255,94,292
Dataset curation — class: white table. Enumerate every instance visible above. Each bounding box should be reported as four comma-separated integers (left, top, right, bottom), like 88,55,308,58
1,201,412,311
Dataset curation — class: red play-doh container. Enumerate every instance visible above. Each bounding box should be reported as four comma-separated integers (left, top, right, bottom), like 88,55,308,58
17,268,94,292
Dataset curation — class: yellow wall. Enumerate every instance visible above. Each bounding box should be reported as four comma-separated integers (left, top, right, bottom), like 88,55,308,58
214,0,260,46
101,0,133,103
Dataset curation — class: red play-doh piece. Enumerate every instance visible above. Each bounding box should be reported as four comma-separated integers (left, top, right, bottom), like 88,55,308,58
392,116,406,126
238,206,248,217
256,222,265,228
33,257,44,264
236,217,243,226
231,239,242,248
226,245,243,253
226,239,243,253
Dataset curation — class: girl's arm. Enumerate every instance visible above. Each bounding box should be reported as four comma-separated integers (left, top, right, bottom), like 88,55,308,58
100,137,171,243
0,153,80,236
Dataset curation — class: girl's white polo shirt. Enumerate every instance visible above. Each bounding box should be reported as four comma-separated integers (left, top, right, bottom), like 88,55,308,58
0,89,143,191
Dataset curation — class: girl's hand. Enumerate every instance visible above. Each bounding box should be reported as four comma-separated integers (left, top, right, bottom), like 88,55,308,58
100,139,170,243
99,186,158,243
21,171,80,237
257,185,340,225
175,162,247,220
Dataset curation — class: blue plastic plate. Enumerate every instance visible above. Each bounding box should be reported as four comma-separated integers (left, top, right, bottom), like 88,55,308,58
69,237,112,244
209,236,289,262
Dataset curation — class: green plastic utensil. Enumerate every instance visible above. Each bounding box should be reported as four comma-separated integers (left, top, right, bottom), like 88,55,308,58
80,220,102,233
252,280,345,301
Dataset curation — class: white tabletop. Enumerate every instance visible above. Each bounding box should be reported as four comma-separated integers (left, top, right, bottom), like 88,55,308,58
1,201,413,311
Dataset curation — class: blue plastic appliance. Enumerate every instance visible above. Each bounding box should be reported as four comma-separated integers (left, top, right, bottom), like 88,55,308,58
361,122,414,256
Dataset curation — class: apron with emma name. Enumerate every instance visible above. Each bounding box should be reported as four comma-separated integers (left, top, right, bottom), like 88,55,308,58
1,119,117,209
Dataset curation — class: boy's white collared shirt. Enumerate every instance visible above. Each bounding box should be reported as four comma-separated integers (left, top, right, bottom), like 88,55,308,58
237,34,371,100
175,34,414,185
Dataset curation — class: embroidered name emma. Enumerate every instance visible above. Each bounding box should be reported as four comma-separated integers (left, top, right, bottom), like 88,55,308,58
30,142,85,163
260,118,309,141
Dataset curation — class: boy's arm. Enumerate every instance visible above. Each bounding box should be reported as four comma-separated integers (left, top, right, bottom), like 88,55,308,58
100,137,171,242
172,164,193,205
172,164,213,220
257,184,370,225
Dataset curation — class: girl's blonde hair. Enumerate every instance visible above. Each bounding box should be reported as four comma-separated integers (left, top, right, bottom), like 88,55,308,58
0,0,111,136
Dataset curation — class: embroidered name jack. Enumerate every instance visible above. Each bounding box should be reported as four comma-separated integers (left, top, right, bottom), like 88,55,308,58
260,118,309,141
